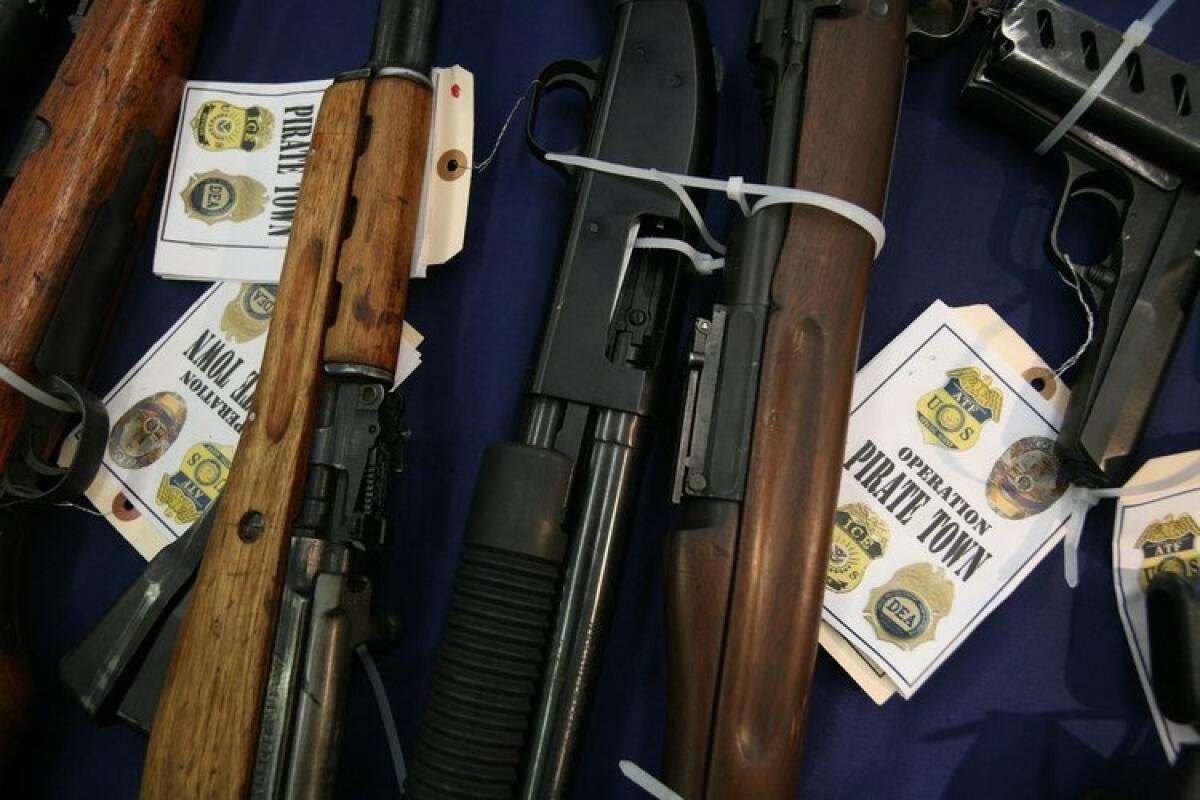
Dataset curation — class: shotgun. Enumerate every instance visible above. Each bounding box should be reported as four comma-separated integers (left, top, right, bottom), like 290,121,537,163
0,0,205,773
405,1,716,796
664,0,907,796
138,1,439,796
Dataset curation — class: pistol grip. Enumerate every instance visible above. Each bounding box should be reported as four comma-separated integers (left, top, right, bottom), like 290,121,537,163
1053,167,1200,486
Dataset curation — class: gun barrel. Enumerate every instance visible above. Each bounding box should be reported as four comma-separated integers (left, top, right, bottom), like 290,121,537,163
141,4,437,794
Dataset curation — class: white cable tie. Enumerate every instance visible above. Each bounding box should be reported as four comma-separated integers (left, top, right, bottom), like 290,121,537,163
1059,456,1200,587
355,645,407,793
547,152,885,257
619,760,684,800
635,236,723,274
1034,0,1177,156
726,175,751,217
0,363,73,413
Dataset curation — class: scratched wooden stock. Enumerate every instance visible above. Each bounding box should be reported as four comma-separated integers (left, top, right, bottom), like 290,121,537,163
666,1,908,796
140,76,430,798
0,0,205,770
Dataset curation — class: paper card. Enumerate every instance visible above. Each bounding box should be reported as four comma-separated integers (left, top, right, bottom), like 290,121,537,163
820,301,1084,699
413,65,474,277
1112,451,1200,762
154,69,474,284
75,282,422,559
154,80,332,283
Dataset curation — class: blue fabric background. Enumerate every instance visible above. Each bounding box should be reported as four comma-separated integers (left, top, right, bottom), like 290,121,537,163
11,0,1200,797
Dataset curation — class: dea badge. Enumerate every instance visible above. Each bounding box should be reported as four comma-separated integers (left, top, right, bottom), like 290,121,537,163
107,391,188,470
826,502,890,593
986,436,1068,520
190,99,275,152
221,283,277,343
865,563,954,651
156,442,234,525
916,366,1003,452
181,170,267,225
1135,513,1200,591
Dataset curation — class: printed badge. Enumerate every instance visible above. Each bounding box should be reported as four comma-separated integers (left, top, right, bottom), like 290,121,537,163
181,170,267,225
220,283,277,343
1135,513,1200,591
190,99,275,152
155,442,233,525
986,436,1069,520
865,563,955,651
917,367,1003,452
827,502,890,593
107,391,188,470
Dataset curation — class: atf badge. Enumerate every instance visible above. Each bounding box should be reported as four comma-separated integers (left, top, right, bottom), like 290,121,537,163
190,99,275,151
156,442,234,525
221,283,277,343
916,366,1003,452
826,502,890,593
107,391,188,470
1135,513,1200,591
181,170,267,225
986,436,1069,520
865,563,954,651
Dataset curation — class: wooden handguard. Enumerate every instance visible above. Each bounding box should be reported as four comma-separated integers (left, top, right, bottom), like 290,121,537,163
704,1,907,796
141,75,430,799
0,0,206,466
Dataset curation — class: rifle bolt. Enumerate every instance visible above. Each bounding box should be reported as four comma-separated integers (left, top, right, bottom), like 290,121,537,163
687,472,708,492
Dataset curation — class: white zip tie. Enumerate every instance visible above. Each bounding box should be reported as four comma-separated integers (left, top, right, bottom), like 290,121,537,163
1061,457,1200,587
355,644,406,793
619,760,684,800
1054,255,1096,377
546,152,886,276
1034,0,1178,156
635,236,723,274
0,364,73,413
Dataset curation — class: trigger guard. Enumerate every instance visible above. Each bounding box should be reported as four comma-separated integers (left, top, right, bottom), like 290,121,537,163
1046,153,1124,289
525,57,603,170
2,375,108,502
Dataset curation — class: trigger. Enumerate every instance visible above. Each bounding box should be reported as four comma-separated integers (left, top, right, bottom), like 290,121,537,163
1047,155,1128,296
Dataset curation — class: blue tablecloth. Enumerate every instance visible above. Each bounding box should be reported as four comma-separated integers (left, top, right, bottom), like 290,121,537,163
14,0,1200,797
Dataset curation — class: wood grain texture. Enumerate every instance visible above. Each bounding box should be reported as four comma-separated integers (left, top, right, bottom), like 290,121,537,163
704,2,908,796
0,0,205,466
323,78,431,369
141,79,369,800
663,500,737,798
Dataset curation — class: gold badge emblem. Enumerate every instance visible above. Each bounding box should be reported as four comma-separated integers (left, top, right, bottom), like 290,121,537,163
1135,514,1200,591
826,502,890,593
865,563,955,650
220,284,277,343
181,170,267,225
107,392,188,470
190,99,275,151
155,442,234,525
916,366,1003,452
986,436,1069,520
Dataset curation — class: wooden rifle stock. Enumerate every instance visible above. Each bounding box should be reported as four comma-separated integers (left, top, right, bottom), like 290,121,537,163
140,75,431,798
0,0,204,771
0,0,206,466
666,1,908,795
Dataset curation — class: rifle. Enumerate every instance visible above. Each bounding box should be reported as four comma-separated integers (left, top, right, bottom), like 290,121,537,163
128,1,439,796
663,0,906,796
405,1,716,796
953,0,1200,487
0,0,205,773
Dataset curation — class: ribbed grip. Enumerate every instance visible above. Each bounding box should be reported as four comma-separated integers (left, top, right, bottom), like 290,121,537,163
406,543,560,798
407,442,574,798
